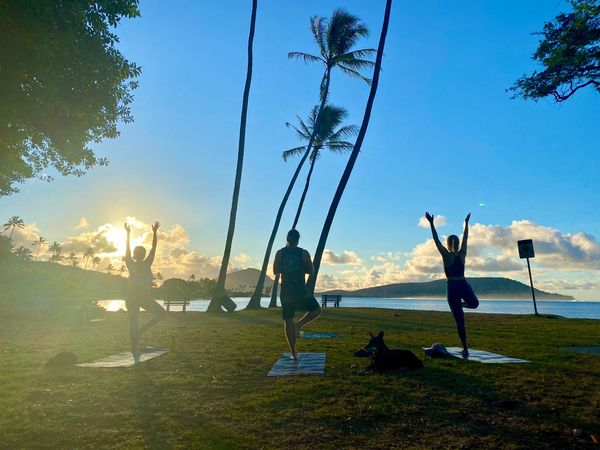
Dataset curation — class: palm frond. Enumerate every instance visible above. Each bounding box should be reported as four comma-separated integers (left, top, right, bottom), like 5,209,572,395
343,48,377,59
337,65,372,84
325,141,355,153
310,148,322,161
309,15,328,56
285,121,310,141
327,9,369,57
335,55,376,71
327,124,359,141
282,146,307,161
288,52,323,65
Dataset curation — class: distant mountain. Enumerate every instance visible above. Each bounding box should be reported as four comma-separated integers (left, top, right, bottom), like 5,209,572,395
225,268,273,293
321,277,573,300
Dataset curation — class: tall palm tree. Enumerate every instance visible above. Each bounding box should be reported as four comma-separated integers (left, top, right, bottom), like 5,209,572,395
247,9,374,309
14,245,33,260
267,105,357,308
66,252,79,267
207,0,258,313
2,216,25,240
31,236,47,261
82,247,95,270
91,256,101,269
307,0,393,294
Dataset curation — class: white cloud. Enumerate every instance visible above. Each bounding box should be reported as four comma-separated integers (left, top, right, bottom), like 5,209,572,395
322,249,363,265
418,214,447,228
75,217,89,230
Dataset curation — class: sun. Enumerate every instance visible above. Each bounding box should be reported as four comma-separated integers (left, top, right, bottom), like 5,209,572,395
99,223,146,257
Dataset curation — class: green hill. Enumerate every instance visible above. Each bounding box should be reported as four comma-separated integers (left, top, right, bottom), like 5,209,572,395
322,277,573,300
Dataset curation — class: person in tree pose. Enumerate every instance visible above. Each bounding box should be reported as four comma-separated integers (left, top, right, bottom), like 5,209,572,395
273,229,322,360
425,212,479,356
124,221,166,356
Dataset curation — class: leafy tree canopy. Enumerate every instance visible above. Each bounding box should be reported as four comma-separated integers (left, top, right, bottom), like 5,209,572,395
510,0,600,102
0,0,141,196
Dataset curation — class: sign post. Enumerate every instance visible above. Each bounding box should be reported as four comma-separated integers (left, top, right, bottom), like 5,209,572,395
517,239,538,316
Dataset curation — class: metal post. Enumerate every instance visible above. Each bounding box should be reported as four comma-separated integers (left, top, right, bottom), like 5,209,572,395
526,258,539,316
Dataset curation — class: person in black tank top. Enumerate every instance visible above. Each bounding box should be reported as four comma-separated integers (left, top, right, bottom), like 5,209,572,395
425,212,479,356
273,229,321,360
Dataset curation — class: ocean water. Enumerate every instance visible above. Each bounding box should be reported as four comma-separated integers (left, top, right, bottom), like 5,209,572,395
97,297,600,320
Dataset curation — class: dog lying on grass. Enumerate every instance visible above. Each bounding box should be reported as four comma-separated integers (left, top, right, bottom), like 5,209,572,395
357,331,423,373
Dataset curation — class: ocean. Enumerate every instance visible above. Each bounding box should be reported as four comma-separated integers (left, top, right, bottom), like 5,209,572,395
98,297,600,320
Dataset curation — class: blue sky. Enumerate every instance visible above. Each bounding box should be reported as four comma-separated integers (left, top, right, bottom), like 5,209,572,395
2,1,599,298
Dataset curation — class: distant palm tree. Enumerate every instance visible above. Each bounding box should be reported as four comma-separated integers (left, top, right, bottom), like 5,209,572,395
82,247,95,270
2,216,25,240
105,263,115,275
119,264,126,277
49,252,64,264
247,9,374,309
91,256,101,269
48,241,61,255
284,105,357,229
189,274,196,282
31,236,47,261
66,252,79,267
14,245,33,261
308,0,393,293
208,0,258,314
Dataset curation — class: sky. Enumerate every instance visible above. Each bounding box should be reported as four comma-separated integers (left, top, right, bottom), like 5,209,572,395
1,1,599,299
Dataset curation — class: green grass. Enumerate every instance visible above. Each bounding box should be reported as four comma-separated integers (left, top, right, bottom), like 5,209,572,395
1,308,599,449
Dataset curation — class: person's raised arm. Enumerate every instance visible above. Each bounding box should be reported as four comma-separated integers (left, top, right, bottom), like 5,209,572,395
425,212,447,256
302,250,314,275
124,223,132,263
273,250,282,275
460,213,471,257
146,221,160,264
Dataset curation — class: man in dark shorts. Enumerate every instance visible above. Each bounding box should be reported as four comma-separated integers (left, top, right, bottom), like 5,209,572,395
425,212,479,356
273,229,322,360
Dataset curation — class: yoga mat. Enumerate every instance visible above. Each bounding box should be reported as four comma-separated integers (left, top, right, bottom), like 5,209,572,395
301,332,337,339
445,347,529,364
267,352,326,376
560,346,600,355
77,348,168,368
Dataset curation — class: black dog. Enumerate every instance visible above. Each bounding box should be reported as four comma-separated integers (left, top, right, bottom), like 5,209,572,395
361,331,423,372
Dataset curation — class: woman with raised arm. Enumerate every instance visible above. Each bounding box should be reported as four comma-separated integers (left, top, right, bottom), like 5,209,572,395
124,221,166,357
425,212,479,356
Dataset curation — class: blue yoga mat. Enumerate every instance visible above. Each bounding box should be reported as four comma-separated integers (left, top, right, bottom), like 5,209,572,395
267,352,326,376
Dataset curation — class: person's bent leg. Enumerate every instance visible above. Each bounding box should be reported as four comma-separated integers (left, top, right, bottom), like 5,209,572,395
138,296,167,339
462,281,479,309
295,296,322,335
284,319,298,360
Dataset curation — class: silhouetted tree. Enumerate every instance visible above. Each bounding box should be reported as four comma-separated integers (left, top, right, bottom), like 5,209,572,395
82,247,95,270
0,1,141,196
307,0,393,293
31,236,46,261
67,252,79,267
208,0,258,313
91,256,101,269
14,245,33,261
105,263,115,275
247,9,374,309
2,216,25,240
510,0,600,102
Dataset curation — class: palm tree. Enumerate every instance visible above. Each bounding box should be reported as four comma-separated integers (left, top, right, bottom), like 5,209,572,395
2,216,25,240
285,105,357,229
307,0,393,294
31,236,47,261
247,9,374,309
267,105,357,308
189,274,196,282
91,256,101,269
105,263,115,275
14,245,33,260
66,252,79,267
119,264,126,277
82,247,95,270
49,252,64,264
207,0,258,313
48,241,61,255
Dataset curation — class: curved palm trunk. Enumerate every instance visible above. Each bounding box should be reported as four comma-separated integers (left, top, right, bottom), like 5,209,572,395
207,0,258,313
34,246,40,261
307,0,392,294
268,273,279,307
291,151,318,230
246,69,332,309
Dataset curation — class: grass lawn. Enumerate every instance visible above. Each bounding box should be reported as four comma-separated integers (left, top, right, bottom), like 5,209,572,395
1,307,599,449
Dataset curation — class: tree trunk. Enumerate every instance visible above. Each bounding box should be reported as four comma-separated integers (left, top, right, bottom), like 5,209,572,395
35,246,40,261
307,0,392,294
245,68,332,309
291,150,317,230
268,273,279,308
207,0,258,313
